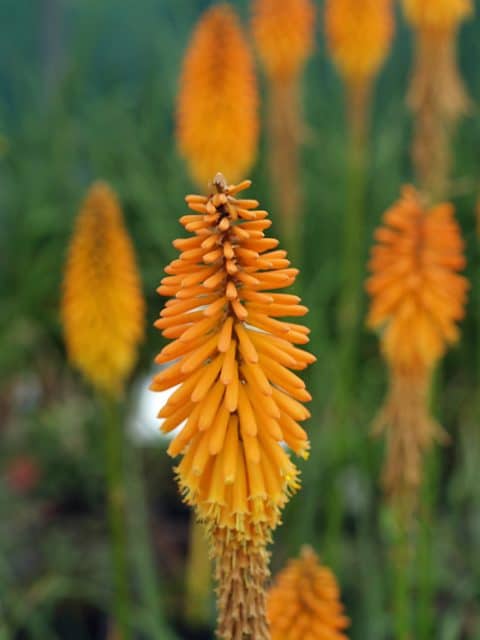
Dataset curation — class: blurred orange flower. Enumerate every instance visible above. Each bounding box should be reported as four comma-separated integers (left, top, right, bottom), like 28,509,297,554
367,187,467,373
268,546,350,640
62,182,145,396
251,0,315,84
176,5,259,188
366,187,468,510
325,0,394,84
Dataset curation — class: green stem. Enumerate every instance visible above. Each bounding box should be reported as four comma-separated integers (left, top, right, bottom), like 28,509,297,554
336,136,368,418
184,516,212,628
417,450,438,639
388,509,414,640
393,538,412,639
101,393,132,640
126,442,177,639
325,127,368,564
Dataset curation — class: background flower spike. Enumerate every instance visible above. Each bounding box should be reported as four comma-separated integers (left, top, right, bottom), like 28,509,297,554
62,181,145,396
176,5,259,188
366,186,468,518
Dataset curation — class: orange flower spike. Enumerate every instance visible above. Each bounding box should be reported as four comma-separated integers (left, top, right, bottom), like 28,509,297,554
62,182,145,396
152,174,315,639
153,173,315,537
267,546,350,640
366,187,467,373
325,0,394,85
176,5,259,188
251,0,315,85
366,187,468,511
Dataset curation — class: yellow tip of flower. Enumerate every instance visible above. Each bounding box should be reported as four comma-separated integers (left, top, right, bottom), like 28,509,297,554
267,546,350,639
152,175,314,542
62,181,145,395
176,5,259,188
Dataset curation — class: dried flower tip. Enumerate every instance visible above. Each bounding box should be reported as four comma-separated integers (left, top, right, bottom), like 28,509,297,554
373,367,448,515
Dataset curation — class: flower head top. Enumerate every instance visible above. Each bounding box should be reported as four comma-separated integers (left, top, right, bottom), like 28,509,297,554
252,0,315,84
267,546,350,640
152,174,315,543
176,5,259,187
62,182,145,396
325,0,394,83
366,186,467,376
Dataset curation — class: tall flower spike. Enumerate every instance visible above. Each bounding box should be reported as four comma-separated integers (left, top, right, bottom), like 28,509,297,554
325,0,394,143
176,5,259,188
366,187,468,514
267,546,350,640
403,0,473,198
251,0,315,252
62,182,145,396
152,174,315,639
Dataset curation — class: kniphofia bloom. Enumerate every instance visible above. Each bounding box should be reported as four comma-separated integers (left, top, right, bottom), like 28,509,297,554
267,546,350,640
62,182,145,396
176,5,259,188
152,174,315,638
366,187,467,512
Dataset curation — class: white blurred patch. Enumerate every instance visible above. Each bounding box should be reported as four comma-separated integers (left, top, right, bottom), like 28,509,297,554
128,367,183,444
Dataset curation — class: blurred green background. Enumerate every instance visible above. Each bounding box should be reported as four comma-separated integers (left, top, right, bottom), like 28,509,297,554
1,1,480,638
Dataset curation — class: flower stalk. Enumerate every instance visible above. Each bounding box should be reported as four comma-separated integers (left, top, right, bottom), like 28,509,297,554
403,0,473,199
366,186,468,515
152,174,315,639
62,182,145,637
252,0,315,259
101,393,132,640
